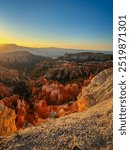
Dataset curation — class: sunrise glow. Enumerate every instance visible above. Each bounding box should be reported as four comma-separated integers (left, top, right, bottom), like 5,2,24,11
0,0,112,50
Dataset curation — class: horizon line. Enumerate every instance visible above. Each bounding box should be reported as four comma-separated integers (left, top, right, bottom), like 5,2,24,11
0,43,113,51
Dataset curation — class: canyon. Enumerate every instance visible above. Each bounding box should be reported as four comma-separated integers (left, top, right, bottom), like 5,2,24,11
0,50,113,150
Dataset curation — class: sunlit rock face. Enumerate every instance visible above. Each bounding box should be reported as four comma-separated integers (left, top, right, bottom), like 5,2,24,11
77,67,113,109
0,103,17,136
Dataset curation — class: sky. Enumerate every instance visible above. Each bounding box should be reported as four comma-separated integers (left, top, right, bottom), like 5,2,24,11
0,0,113,50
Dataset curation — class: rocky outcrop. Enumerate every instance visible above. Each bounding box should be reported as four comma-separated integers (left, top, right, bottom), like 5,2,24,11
77,67,113,107
0,66,19,83
32,58,62,77
0,83,11,99
0,103,17,136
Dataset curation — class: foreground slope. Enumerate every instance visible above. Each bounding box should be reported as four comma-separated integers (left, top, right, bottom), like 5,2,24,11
0,68,113,150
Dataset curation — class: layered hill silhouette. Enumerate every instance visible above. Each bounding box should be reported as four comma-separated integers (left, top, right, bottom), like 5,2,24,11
60,52,113,62
0,44,113,57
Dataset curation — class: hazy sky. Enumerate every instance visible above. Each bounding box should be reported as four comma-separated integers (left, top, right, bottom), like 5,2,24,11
0,0,113,50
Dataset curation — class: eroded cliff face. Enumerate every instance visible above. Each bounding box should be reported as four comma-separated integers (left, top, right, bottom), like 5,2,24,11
0,103,17,136
43,61,112,83
0,66,19,83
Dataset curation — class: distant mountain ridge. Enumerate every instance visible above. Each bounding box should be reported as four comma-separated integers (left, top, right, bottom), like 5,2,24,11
0,51,47,72
60,52,113,62
0,44,113,57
